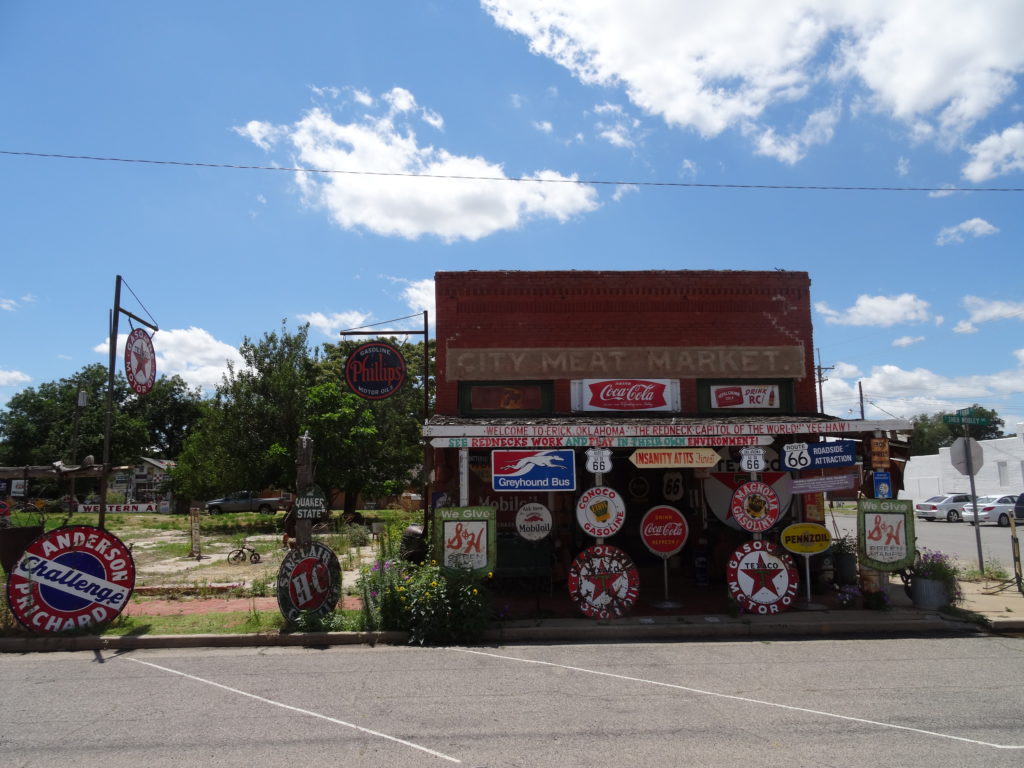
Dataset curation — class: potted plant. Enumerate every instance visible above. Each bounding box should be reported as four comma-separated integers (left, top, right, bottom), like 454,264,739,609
908,548,962,610
829,533,858,586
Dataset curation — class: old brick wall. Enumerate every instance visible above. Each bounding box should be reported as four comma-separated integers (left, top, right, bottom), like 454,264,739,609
434,270,817,415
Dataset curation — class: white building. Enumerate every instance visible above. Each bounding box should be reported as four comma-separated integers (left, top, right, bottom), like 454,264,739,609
900,423,1024,500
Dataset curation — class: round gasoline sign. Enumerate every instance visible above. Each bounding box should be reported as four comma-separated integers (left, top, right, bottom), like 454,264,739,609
567,545,640,619
576,486,626,538
516,502,552,541
6,525,136,633
726,539,799,615
124,328,157,395
780,523,831,556
640,505,689,559
277,541,342,623
729,480,782,533
344,341,406,400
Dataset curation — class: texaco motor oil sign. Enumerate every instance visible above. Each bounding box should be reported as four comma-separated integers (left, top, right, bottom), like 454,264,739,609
125,328,157,396
6,526,136,632
726,539,799,615
568,545,640,619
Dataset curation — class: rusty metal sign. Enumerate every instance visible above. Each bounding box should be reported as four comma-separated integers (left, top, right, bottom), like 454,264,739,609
276,541,341,623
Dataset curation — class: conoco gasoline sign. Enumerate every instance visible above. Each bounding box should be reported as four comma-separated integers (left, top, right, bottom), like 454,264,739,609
576,486,626,538
125,327,156,395
6,526,136,632
567,545,640,619
344,341,406,400
726,540,799,615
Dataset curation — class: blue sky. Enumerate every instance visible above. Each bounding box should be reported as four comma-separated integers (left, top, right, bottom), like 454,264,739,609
2,1,1023,430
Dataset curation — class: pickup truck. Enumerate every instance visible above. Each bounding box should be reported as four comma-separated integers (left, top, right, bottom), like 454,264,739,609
205,491,287,515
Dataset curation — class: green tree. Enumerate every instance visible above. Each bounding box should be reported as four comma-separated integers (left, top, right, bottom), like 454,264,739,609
908,405,1005,456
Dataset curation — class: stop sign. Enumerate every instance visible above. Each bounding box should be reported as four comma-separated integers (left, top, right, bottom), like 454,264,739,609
950,437,984,475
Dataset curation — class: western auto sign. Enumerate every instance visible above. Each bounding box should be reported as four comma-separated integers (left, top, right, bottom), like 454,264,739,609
709,384,779,409
782,440,857,470
276,541,342,622
344,341,406,400
571,379,680,412
640,505,689,558
125,328,156,395
729,480,782,533
780,523,832,556
726,540,799,615
705,471,792,531
567,545,640,619
6,525,135,633
491,449,576,492
516,502,553,541
576,486,627,538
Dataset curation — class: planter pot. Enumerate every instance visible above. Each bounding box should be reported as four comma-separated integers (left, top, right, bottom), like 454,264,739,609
911,577,950,610
0,525,44,575
833,552,858,586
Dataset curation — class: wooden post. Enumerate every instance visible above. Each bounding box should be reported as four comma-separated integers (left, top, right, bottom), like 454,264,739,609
295,432,313,547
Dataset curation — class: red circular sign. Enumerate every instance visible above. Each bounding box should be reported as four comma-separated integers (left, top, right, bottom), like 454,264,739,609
344,342,407,400
276,542,342,622
725,540,799,615
124,327,157,395
567,545,640,619
729,481,781,533
640,505,689,558
6,525,136,633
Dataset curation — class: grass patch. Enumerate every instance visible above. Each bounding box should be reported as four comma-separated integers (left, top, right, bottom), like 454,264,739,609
960,558,1011,582
102,609,287,636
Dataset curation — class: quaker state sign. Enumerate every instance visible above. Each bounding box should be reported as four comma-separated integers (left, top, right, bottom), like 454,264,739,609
729,480,782,533
576,486,626,538
726,540,799,615
124,327,157,395
277,541,342,623
567,545,640,619
6,526,135,633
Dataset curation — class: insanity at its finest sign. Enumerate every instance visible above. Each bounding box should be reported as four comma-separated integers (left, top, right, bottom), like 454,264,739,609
345,341,406,400
6,526,135,633
729,481,782,533
449,346,805,380
276,542,342,623
125,328,157,396
726,540,799,615
576,486,627,538
567,545,640,619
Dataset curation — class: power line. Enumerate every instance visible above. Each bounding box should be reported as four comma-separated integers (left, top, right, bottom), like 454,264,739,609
2,149,1023,193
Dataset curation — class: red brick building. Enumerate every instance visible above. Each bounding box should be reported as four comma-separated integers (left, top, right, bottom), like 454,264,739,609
424,270,909,616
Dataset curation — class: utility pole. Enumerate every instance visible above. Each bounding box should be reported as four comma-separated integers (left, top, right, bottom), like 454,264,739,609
814,348,834,414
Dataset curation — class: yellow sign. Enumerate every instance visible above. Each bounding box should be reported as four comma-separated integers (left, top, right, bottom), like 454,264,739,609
628,448,721,469
870,437,890,470
780,523,832,555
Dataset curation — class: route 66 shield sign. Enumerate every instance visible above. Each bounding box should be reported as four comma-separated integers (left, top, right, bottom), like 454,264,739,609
585,448,612,474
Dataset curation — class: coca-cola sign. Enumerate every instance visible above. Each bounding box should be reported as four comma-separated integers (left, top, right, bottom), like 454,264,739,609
571,379,679,412
640,505,689,558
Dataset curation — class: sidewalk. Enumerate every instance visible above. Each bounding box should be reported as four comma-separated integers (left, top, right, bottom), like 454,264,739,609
3,578,1020,652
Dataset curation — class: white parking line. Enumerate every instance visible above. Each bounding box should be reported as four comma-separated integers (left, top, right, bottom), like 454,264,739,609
451,648,1024,751
125,657,461,763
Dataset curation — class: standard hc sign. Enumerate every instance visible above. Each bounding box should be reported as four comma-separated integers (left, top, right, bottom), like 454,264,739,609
491,449,576,492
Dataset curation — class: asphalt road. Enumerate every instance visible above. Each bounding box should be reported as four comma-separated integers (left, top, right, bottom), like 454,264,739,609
3,636,1023,767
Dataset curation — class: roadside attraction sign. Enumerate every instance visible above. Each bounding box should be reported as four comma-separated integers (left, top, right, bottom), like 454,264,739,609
6,525,136,633
124,327,157,396
276,541,342,623
726,539,799,615
782,440,857,470
567,544,640,619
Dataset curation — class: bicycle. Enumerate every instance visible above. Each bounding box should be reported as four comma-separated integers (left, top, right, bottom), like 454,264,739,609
227,544,261,564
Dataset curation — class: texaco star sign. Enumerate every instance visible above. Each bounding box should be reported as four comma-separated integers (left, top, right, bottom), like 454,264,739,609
125,328,156,395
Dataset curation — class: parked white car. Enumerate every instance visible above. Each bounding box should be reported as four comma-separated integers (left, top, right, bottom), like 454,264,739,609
962,494,1019,527
914,493,971,523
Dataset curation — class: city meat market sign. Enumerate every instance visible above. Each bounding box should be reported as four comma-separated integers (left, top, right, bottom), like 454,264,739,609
345,341,406,400
7,526,135,633
568,545,640,619
448,346,805,380
125,328,156,395
276,541,342,623
726,540,799,615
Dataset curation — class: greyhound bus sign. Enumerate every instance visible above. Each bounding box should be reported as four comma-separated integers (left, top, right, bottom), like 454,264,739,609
491,449,576,492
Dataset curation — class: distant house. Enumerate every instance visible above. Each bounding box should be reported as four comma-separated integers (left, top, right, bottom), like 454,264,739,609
900,424,1024,500
130,457,176,502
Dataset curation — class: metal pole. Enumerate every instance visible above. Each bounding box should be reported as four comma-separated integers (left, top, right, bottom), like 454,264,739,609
99,275,123,530
964,426,984,573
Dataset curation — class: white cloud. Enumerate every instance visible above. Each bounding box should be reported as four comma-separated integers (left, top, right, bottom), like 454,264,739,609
592,102,642,149
232,120,288,151
297,310,374,339
239,92,600,242
935,217,999,245
421,109,445,131
0,298,16,311
815,293,931,327
351,88,374,106
961,295,1024,325
310,84,340,99
896,156,910,176
95,327,243,391
892,336,924,347
612,184,638,201
533,120,553,134
0,369,31,386
748,104,840,164
680,159,698,179
510,93,525,109
927,183,956,198
483,1,1024,160
961,122,1024,181
953,320,977,334
400,279,436,322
